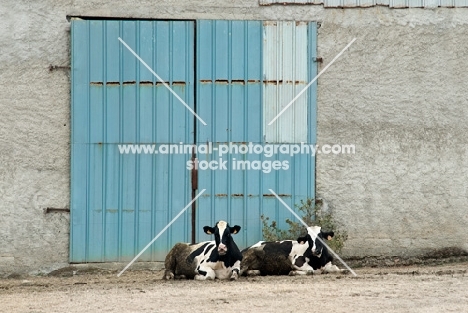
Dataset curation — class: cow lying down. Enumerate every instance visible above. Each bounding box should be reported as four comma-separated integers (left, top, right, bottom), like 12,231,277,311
164,221,242,280
240,226,348,276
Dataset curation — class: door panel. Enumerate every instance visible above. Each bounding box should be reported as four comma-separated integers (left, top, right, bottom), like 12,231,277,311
195,20,317,248
70,20,194,262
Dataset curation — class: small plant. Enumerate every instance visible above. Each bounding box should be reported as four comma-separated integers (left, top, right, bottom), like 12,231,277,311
260,198,348,253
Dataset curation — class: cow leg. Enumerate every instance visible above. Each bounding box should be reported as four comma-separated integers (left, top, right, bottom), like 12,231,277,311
289,270,316,276
230,269,240,281
195,265,216,280
230,260,241,280
322,261,348,274
245,270,261,276
290,257,317,276
163,270,175,280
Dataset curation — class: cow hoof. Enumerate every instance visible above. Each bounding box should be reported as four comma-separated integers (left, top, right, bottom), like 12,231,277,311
340,269,350,275
246,270,261,276
164,271,174,280
290,270,315,276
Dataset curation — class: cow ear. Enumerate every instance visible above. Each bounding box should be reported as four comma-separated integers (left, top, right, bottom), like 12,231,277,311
230,225,241,234
321,231,334,240
203,226,215,235
297,236,307,244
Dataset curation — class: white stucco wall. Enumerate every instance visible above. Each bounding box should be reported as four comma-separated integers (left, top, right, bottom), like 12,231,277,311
316,10,468,257
1,0,467,274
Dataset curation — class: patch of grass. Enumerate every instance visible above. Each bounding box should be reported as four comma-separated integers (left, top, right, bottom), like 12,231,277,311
260,198,348,253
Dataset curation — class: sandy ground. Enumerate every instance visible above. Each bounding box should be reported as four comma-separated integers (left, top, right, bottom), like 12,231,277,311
1,262,467,313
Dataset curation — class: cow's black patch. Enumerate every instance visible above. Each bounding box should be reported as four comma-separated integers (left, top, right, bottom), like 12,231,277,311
187,242,211,263
207,240,242,268
297,236,308,244
263,241,293,255
206,243,216,252
197,269,207,276
246,241,294,275
294,256,306,267
225,240,243,268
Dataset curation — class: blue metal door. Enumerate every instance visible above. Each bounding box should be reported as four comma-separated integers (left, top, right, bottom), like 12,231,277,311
71,19,316,262
195,21,317,248
70,20,194,262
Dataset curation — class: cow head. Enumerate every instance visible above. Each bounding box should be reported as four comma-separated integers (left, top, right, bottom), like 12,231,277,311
297,226,334,257
203,221,241,256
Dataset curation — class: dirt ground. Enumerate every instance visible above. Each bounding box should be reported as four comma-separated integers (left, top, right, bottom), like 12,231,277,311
1,262,467,313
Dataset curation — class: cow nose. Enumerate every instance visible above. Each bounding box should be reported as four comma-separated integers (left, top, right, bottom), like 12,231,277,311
218,243,227,252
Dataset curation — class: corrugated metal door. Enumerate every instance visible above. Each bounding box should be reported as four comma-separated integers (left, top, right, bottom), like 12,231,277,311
196,21,317,248
70,20,194,262
71,19,317,262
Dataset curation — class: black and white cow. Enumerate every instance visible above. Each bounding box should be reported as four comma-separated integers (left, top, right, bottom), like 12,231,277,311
241,226,346,276
164,221,242,280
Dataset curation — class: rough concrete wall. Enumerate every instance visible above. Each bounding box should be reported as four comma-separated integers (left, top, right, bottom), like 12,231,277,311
0,1,72,275
316,9,468,257
1,0,467,274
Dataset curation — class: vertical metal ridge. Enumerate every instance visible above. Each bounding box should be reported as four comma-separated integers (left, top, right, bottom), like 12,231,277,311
244,22,249,142
258,21,264,245
152,22,157,141
168,21,173,248
101,21,108,262
134,21,140,257
117,20,123,261
212,21,216,144
243,22,249,245
227,21,232,221
70,20,77,261
292,22,297,142
150,21,156,258
169,21,174,87
275,23,280,142
188,21,193,243
70,21,75,261
150,147,155,259
191,20,197,244
85,20,91,262
167,142,172,253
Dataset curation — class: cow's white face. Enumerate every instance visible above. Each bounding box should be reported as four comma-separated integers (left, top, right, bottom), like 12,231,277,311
307,226,322,255
203,221,241,256
216,221,229,255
